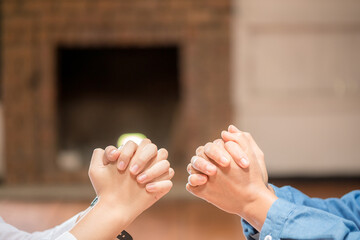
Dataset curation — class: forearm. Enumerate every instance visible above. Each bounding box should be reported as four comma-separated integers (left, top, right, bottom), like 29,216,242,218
70,200,130,240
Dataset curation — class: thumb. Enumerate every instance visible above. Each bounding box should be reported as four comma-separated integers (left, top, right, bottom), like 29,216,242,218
104,145,120,165
90,148,105,169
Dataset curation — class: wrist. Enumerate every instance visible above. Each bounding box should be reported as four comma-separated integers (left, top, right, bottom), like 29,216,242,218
267,184,275,195
237,185,278,231
70,199,131,240
96,196,132,226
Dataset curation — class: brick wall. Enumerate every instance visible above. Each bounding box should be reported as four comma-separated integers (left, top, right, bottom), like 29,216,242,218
2,0,232,184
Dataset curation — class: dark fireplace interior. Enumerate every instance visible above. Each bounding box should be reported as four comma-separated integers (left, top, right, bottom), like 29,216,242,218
57,46,180,170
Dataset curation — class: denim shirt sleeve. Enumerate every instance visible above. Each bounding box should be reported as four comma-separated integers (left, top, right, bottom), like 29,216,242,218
271,185,360,227
241,185,360,239
260,198,360,240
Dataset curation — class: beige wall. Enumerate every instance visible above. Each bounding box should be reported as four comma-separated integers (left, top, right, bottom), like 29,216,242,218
233,0,360,176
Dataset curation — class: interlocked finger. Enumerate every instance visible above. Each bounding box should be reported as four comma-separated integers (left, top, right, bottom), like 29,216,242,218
191,156,217,176
137,160,171,184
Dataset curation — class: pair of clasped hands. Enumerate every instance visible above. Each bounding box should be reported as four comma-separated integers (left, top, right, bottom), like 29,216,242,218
71,125,278,239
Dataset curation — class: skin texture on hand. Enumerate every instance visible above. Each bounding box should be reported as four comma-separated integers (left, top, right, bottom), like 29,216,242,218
187,125,269,190
187,139,266,214
223,125,268,187
186,127,277,231
70,140,174,240
103,140,175,192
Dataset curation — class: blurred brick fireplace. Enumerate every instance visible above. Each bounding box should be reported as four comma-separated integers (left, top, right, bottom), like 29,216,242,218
2,0,231,184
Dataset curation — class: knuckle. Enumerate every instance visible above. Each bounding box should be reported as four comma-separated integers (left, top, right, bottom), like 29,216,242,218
137,156,147,164
125,140,134,146
139,145,157,163
204,143,219,158
196,160,207,172
204,142,213,153
120,152,131,161
243,132,251,139
93,148,103,154
163,180,172,188
188,175,195,185
204,142,212,149
158,148,168,159
190,165,197,173
138,156,152,165
149,143,158,153
196,146,204,155
169,168,175,178
158,182,173,195
140,139,151,145
142,143,157,158
191,156,199,167
126,140,137,148
162,160,171,169
168,181,173,189
187,163,192,172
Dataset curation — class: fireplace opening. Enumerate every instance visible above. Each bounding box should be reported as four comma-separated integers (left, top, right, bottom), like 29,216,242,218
57,46,180,171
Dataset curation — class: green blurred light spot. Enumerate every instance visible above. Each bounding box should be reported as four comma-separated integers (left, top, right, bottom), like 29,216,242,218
117,133,147,147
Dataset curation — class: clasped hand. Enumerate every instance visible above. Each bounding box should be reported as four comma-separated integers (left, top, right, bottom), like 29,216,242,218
71,139,174,240
186,125,277,231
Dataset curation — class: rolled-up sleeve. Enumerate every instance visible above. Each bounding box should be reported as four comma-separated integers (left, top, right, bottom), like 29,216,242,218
271,185,360,227
242,186,360,240
259,198,360,240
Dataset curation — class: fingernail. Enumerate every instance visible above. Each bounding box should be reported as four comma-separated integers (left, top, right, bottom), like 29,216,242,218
110,149,117,156
220,156,230,165
130,164,139,174
206,164,216,174
241,157,249,166
117,161,125,170
187,175,193,185
191,156,198,166
137,174,147,183
146,183,155,191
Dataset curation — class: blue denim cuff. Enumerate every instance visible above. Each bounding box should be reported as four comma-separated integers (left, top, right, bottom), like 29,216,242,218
270,184,294,203
259,198,297,240
241,218,259,239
